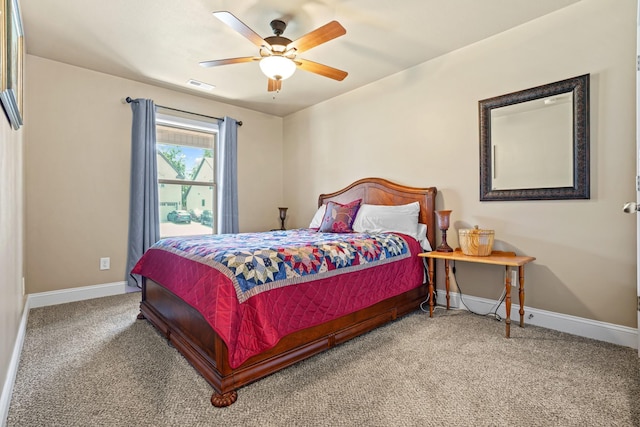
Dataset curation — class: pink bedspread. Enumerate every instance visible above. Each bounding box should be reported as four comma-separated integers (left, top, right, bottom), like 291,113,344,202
132,230,424,368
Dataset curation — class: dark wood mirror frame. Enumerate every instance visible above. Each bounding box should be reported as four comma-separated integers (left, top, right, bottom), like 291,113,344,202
479,74,590,201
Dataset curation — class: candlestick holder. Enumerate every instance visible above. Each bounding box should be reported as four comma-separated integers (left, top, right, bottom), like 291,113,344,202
435,210,453,252
278,207,288,230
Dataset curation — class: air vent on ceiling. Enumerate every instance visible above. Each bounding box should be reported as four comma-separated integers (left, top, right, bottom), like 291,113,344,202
187,79,215,91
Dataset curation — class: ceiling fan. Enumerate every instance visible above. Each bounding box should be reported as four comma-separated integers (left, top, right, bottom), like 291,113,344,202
200,11,348,92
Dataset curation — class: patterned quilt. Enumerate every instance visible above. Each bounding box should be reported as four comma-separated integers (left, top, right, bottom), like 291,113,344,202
147,229,411,303
132,229,424,368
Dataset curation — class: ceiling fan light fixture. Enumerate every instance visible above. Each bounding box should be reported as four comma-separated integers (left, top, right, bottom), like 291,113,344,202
259,56,296,81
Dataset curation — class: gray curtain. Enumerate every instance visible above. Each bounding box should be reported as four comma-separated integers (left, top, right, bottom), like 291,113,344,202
217,116,239,234
126,98,160,288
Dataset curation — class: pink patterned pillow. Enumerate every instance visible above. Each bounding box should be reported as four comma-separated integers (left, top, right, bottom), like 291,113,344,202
318,199,362,233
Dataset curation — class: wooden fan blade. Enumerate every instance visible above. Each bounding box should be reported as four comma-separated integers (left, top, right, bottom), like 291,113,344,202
267,78,282,92
286,21,346,54
296,58,348,81
213,11,271,49
199,57,259,68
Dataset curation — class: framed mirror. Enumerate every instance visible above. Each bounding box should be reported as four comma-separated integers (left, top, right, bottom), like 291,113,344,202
479,74,589,201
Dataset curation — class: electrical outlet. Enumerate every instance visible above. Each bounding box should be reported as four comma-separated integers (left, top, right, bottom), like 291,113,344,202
510,270,518,287
100,257,110,270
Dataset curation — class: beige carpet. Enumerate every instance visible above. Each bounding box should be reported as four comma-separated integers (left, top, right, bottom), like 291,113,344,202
7,292,640,426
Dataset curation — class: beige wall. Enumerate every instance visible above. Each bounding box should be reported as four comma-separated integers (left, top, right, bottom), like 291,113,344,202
283,0,637,327
0,91,24,405
24,56,284,294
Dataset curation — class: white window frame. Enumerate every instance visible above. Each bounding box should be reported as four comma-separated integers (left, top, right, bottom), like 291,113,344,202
156,111,218,236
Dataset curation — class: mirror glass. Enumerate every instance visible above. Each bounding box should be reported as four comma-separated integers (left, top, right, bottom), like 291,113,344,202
479,74,589,201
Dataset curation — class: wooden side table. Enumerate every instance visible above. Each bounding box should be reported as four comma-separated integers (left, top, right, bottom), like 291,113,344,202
418,249,536,338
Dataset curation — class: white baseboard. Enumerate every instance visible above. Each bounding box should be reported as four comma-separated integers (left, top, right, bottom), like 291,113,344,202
0,297,30,427
434,290,638,349
28,281,128,308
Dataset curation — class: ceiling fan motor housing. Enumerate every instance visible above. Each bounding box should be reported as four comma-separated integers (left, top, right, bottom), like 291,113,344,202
270,19,287,36
263,36,293,54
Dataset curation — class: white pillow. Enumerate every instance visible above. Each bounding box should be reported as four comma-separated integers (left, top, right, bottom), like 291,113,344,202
352,202,420,240
416,223,432,251
309,205,326,228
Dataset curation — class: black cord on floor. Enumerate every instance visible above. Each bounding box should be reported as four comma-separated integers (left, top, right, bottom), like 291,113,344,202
452,262,505,321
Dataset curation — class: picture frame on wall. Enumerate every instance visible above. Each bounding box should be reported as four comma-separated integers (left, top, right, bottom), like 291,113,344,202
0,0,23,130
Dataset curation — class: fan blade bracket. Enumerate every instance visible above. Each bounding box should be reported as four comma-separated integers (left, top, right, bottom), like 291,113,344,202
283,49,297,59
260,47,275,58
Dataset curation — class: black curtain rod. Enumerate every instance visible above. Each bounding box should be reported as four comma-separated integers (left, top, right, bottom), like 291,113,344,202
125,97,242,126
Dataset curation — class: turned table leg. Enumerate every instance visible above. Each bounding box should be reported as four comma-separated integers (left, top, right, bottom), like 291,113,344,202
505,266,511,338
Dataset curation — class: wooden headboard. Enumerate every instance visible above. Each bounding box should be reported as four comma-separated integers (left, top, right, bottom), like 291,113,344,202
318,177,438,252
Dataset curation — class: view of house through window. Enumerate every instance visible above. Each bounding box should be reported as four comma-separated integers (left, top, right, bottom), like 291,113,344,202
156,112,217,237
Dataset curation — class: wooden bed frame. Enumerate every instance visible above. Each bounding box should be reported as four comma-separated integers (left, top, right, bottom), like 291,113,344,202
138,177,437,407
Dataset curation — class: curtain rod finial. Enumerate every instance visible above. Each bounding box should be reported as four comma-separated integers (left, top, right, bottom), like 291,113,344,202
123,97,133,104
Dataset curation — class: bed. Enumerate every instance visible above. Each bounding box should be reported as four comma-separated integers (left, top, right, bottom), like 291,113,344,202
133,177,437,407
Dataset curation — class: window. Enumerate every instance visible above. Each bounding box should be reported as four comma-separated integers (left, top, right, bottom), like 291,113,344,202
156,110,217,237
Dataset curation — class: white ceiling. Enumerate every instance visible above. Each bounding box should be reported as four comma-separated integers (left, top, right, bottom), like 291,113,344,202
22,0,582,117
